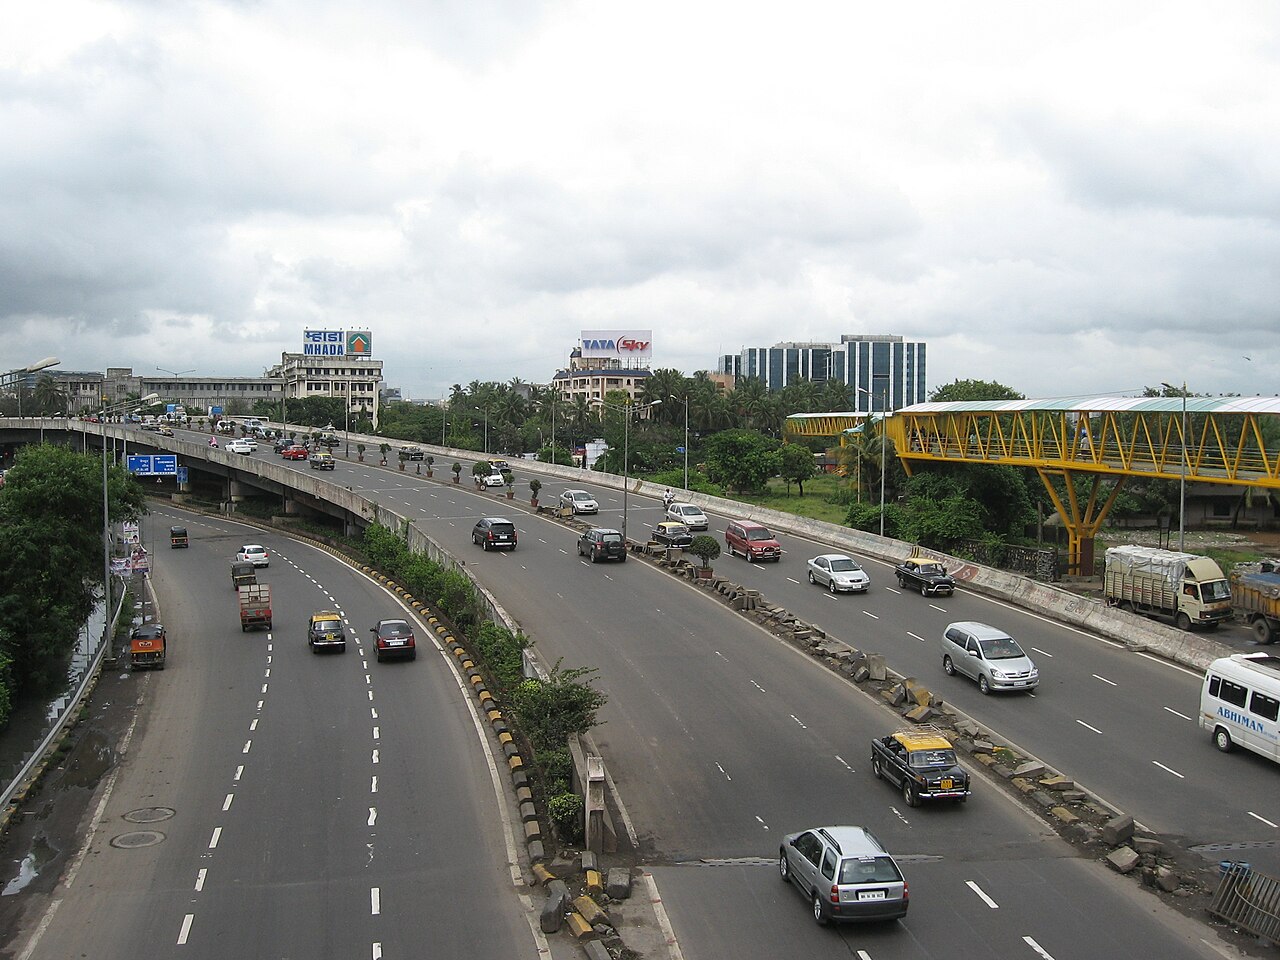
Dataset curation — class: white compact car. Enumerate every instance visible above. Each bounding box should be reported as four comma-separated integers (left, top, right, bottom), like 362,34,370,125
225,439,253,454
236,544,270,567
807,554,871,593
666,502,709,530
560,490,599,514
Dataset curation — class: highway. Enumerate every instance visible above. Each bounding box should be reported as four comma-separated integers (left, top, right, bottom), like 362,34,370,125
8,505,547,959
156,428,1241,958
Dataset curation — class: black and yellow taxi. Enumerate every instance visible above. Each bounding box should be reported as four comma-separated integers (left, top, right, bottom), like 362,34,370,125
870,728,970,807
307,611,347,653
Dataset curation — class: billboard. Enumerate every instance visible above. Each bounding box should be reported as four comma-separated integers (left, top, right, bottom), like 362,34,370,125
580,330,652,362
304,329,375,357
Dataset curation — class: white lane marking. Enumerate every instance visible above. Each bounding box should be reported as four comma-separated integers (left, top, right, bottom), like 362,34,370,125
835,755,855,773
371,776,378,793
790,714,808,730
250,719,258,731
266,655,272,664
373,726,380,740
368,690,374,701
194,868,207,892
862,610,879,619
715,650,729,661
1024,936,1056,959
362,660,368,669
928,603,947,612
365,674,372,684
177,914,194,945
1092,674,1117,686
209,827,222,849
371,707,378,720
967,880,999,908
786,577,801,585
715,762,731,781
267,643,272,652
1164,706,1194,721
234,765,244,781
373,944,383,960
1152,760,1184,779
755,815,769,830
750,680,766,693
260,683,268,694
264,668,270,678
885,586,902,594
256,700,263,711
242,740,252,754
222,793,234,811
371,887,381,915
372,749,379,764
891,805,910,824
1249,811,1279,828
1076,720,1104,735
822,593,838,602
857,952,872,960
907,631,927,642
1031,647,1054,658
368,807,378,826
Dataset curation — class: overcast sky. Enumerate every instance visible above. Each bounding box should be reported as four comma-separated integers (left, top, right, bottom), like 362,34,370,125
3,1,1277,402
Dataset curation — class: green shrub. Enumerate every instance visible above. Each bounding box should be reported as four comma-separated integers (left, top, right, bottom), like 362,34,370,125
546,792,584,844
510,664,606,752
534,745,574,795
473,622,528,692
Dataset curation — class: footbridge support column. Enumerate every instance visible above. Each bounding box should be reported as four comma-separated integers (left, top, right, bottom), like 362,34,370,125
1037,468,1125,577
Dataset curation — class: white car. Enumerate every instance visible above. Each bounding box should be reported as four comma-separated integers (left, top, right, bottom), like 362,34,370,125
560,489,599,514
240,436,259,451
225,439,253,454
237,544,270,567
483,472,506,488
807,554,871,593
666,502,708,530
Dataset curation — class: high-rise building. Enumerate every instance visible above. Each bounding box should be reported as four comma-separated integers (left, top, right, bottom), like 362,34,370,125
718,334,926,410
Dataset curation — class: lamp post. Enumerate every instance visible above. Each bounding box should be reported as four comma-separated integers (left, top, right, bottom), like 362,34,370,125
100,391,159,660
670,394,689,491
5,357,60,417
856,384,890,538
156,367,194,426
1161,381,1189,552
591,397,660,543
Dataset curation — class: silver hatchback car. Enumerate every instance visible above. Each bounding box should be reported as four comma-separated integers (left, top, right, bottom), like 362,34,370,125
807,554,870,593
779,825,908,925
941,621,1038,694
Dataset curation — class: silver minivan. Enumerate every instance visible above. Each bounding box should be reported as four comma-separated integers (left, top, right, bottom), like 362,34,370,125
941,621,1038,694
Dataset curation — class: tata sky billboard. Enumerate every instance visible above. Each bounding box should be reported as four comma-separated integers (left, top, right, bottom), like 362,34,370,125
304,330,373,357
579,330,652,362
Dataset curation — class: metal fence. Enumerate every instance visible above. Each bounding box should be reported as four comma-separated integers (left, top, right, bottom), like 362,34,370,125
1210,861,1280,944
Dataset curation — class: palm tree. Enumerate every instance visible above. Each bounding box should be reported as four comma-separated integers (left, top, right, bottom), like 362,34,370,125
32,375,68,415
820,378,853,412
731,377,769,429
641,368,688,425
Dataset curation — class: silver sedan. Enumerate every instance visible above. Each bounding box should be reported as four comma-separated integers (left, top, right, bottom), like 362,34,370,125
807,554,870,593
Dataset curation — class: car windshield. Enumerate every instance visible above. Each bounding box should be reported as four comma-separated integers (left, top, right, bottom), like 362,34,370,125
918,563,944,576
572,492,591,501
828,558,860,572
377,622,411,637
491,525,515,535
599,533,623,544
747,529,773,541
314,620,341,633
839,857,902,885
909,748,958,769
979,637,1025,660
1203,580,1231,602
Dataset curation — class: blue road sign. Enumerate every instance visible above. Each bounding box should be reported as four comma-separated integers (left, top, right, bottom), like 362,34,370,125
676,446,686,454
126,455,153,475
127,454,178,476
176,466,188,484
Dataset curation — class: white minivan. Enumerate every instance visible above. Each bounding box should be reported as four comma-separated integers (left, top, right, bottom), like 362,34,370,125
1200,653,1280,762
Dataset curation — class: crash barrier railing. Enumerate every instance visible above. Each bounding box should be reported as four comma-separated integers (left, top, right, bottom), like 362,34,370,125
1209,861,1280,944
0,585,127,820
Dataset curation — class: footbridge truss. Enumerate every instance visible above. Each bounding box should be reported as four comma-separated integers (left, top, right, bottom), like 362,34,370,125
787,396,1280,574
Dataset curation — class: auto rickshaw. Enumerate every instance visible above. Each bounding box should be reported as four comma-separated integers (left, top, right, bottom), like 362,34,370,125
169,525,189,548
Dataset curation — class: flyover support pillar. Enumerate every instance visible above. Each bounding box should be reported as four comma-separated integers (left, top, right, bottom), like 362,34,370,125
1037,468,1125,577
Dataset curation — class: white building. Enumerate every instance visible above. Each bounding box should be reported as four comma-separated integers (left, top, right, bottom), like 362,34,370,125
268,352,384,428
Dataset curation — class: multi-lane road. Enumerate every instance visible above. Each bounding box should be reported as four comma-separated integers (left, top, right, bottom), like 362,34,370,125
6,506,550,959
141,427,1250,958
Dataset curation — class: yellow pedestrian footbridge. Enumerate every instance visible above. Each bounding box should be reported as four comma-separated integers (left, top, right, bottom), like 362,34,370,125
787,396,1280,574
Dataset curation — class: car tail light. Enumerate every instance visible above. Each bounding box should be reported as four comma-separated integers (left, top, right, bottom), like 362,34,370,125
903,881,909,902
829,884,840,904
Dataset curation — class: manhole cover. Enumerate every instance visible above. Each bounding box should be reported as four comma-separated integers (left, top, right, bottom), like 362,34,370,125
110,831,165,848
124,807,175,824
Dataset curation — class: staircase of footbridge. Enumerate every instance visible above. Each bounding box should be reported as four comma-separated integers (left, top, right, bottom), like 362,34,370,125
786,396,1280,575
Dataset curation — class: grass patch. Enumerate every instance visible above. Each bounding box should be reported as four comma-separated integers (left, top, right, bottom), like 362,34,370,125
730,474,857,527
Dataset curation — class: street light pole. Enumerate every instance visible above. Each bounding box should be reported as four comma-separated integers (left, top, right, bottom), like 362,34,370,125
1162,381,1189,551
856,385,889,538
592,397,660,544
670,394,689,491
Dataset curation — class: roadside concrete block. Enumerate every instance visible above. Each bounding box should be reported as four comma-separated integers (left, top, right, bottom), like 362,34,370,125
520,801,537,822
853,665,870,683
1157,866,1181,892
1039,775,1074,792
540,880,570,933
527,839,545,861
565,912,594,939
1102,815,1135,846
1066,822,1101,845
580,850,598,873
971,739,995,754
524,820,541,841
1013,761,1045,778
1106,846,1140,874
1132,836,1165,856
866,654,887,681
1051,806,1080,824
904,704,934,723
584,941,612,960
904,680,931,706
585,869,603,897
532,863,556,886
607,867,633,900
574,895,609,927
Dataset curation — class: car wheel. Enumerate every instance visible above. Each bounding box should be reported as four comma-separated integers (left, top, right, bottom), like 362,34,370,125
812,892,828,926
903,779,919,808
828,579,838,594
409,649,417,661
1175,612,1192,631
1215,727,1234,752
978,675,991,695
808,571,816,584
746,550,755,563
897,575,906,588
943,655,955,676
778,851,790,882
872,756,882,780
482,539,490,551
920,581,927,595
619,555,626,563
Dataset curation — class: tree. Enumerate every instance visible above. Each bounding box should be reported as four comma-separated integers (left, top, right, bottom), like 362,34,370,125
778,443,817,495
0,445,146,702
703,430,780,493
930,379,1025,402
31,375,68,415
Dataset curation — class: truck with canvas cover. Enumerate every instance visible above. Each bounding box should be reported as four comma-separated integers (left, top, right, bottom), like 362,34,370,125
1104,545,1232,631
1230,563,1280,645
238,584,272,632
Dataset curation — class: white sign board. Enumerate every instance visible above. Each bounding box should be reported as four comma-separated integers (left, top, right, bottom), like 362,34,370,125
580,330,652,362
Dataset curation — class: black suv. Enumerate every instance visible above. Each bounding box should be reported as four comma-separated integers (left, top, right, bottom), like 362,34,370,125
578,528,626,563
472,517,517,551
